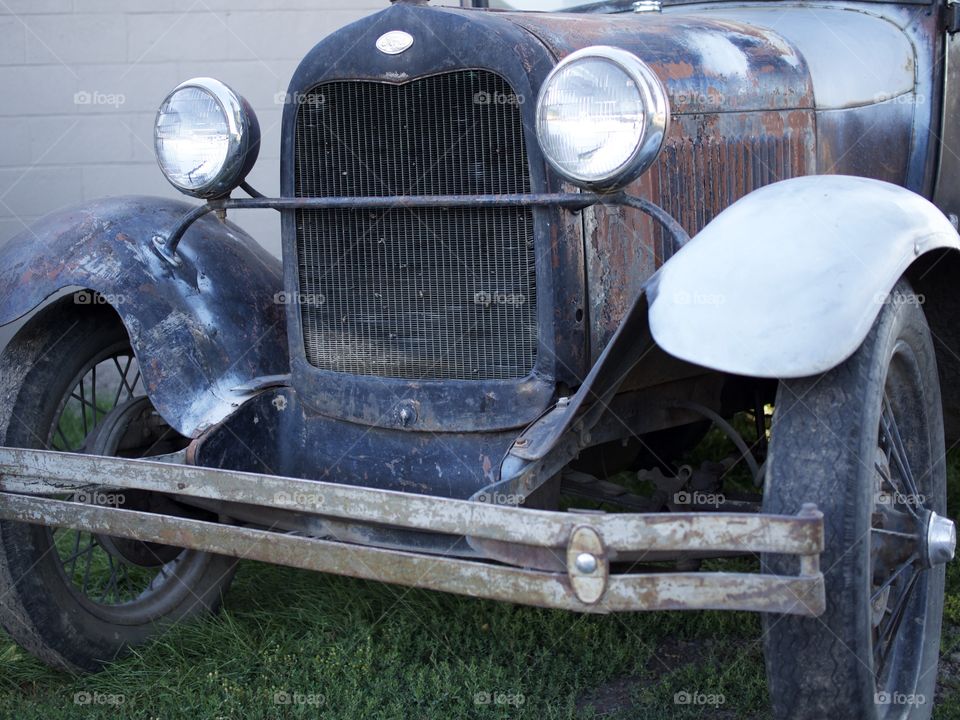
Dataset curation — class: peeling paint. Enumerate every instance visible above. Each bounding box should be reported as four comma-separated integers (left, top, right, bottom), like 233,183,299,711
686,32,749,78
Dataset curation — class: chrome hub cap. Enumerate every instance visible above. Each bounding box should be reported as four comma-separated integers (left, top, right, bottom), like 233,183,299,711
925,511,956,567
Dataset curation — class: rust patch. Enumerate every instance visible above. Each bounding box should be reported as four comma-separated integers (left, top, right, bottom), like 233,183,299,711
504,11,815,115
585,110,816,360
660,60,696,80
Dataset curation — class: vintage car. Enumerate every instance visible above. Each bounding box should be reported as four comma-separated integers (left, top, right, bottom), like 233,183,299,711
0,0,957,716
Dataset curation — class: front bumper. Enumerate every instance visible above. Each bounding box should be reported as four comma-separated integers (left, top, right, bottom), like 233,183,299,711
0,447,825,616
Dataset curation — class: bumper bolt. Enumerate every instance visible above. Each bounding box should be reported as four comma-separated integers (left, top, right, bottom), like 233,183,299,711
575,552,598,574
397,401,418,427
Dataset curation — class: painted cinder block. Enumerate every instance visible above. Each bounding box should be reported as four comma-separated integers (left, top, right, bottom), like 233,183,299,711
0,1,390,258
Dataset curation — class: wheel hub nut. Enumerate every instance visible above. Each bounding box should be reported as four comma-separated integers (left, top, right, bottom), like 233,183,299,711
575,553,598,574
927,512,956,566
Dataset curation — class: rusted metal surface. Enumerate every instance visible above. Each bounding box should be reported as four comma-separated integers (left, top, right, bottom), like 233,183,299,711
499,0,929,378
714,7,915,111
155,193,597,264
719,4,938,194
0,447,825,615
279,2,587,430
495,7,826,360
150,190,686,443
652,114,814,240
182,494,482,559
500,4,924,363
503,11,816,115
188,388,517,498
584,111,816,358
0,197,287,438
551,179,591,386
0,447,823,556
0,492,824,616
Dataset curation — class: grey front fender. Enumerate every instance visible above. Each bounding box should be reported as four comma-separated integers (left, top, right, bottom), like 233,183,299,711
648,175,960,378
0,196,287,437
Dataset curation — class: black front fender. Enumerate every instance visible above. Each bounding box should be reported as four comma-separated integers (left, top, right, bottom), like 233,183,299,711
0,196,287,437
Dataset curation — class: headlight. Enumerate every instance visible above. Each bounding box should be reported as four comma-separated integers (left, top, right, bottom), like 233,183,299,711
536,46,669,190
154,78,260,199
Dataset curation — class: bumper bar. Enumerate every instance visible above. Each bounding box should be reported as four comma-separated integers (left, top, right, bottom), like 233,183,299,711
0,448,825,616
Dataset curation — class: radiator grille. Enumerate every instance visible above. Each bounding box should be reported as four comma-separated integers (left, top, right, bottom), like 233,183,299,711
293,71,537,381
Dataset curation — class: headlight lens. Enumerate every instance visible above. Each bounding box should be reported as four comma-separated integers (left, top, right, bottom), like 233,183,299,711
536,46,669,190
155,78,260,199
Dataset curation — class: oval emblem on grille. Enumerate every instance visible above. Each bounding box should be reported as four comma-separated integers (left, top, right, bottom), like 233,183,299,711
376,30,414,55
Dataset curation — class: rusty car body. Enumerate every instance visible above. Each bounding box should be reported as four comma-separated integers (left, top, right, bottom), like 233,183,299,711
0,0,957,716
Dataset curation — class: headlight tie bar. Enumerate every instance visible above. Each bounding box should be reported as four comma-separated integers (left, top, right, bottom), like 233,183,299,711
151,190,690,266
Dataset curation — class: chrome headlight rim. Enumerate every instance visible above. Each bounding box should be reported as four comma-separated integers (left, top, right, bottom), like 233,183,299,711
535,45,670,191
154,77,261,200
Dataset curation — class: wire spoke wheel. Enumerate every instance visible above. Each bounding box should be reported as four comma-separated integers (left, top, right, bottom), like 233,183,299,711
870,369,937,709
43,346,159,607
762,282,950,720
0,302,236,671
40,343,195,612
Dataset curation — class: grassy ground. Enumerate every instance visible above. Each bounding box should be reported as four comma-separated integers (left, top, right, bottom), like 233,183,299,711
0,456,957,718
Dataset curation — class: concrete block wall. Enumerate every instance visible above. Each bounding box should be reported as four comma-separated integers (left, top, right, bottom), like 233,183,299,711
0,0,394,260
0,1,505,350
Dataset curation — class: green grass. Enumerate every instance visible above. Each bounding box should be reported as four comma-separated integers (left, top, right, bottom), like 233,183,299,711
0,566,770,720
0,447,957,718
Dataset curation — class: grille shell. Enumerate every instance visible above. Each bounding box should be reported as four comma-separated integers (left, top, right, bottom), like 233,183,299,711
293,71,537,381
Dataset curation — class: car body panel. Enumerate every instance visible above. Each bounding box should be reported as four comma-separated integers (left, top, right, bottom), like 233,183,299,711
188,387,515,499
711,7,915,110
0,197,287,438
647,175,960,378
504,9,816,114
279,3,579,432
503,3,928,358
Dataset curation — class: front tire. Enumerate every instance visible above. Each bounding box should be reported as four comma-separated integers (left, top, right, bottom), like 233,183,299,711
762,280,946,719
0,300,237,672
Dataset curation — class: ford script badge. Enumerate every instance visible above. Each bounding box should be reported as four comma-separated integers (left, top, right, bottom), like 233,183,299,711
376,30,414,55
